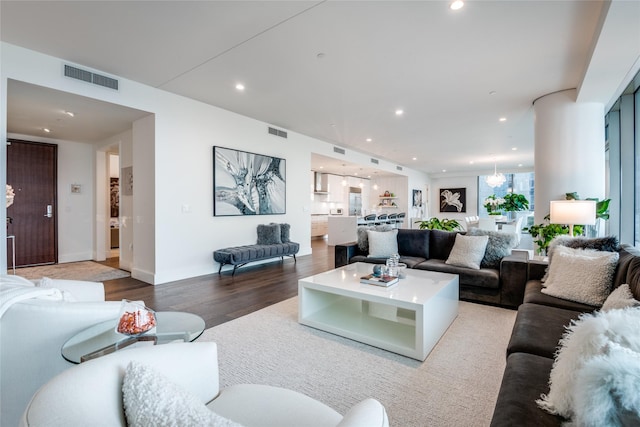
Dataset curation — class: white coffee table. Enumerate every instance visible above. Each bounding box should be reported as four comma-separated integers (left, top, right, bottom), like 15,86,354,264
298,262,459,361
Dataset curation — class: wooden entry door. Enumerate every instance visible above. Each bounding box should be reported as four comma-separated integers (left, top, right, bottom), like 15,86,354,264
6,139,58,267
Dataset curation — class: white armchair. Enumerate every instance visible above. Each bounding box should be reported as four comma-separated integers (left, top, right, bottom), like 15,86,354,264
20,342,389,427
0,275,125,427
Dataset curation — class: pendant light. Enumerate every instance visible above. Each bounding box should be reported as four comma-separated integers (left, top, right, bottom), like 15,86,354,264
486,161,506,188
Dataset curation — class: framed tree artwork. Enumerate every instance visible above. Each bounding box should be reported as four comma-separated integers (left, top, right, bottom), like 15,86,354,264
213,146,286,216
440,188,466,213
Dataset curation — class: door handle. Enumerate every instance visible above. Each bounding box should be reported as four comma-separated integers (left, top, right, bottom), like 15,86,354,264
44,205,53,218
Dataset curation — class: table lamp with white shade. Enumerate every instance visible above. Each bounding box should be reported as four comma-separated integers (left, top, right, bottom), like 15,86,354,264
549,200,596,237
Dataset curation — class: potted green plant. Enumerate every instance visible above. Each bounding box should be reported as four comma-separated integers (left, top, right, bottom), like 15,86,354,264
502,193,529,212
415,218,462,231
523,215,580,255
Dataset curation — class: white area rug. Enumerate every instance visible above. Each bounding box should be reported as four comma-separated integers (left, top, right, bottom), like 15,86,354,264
200,297,517,427
13,261,130,282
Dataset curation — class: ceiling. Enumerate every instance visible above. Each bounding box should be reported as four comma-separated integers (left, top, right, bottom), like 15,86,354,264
2,1,638,177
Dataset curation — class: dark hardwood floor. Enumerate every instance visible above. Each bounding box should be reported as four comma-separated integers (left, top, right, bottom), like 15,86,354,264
102,238,334,329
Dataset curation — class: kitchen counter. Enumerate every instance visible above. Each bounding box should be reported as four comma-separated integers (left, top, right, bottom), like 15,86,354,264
327,216,357,246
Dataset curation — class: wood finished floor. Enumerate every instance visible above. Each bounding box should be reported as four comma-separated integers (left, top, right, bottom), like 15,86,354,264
102,238,333,329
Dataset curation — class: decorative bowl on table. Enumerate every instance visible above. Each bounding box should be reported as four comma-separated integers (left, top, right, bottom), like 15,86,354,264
115,300,157,336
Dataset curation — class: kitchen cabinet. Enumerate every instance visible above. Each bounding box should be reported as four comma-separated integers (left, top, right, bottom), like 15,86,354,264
311,215,328,237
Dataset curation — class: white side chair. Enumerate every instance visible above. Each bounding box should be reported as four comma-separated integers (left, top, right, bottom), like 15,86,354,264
478,218,497,231
1,275,125,427
20,342,389,427
464,216,479,230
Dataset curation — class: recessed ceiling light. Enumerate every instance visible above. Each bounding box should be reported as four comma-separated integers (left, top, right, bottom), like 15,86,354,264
43,128,51,133
395,109,404,116
235,83,245,91
518,164,523,167
512,147,518,151
499,117,507,122
64,111,75,117
366,138,372,142
469,161,474,164
412,157,417,161
442,169,447,173
450,0,464,10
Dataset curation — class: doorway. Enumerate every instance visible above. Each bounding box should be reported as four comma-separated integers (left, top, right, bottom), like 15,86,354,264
6,139,58,267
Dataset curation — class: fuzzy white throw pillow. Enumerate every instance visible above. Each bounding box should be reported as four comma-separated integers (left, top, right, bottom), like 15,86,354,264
123,361,243,427
568,342,640,427
537,307,640,419
541,246,619,306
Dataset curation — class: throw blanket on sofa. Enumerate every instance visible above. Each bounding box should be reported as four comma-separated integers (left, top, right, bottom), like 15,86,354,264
0,282,63,318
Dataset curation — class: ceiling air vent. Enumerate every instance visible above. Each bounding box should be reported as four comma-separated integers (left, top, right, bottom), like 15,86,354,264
396,166,403,171
333,147,345,155
370,158,379,165
268,126,287,138
64,64,119,90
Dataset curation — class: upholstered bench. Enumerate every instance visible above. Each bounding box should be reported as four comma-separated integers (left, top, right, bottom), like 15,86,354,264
213,223,299,275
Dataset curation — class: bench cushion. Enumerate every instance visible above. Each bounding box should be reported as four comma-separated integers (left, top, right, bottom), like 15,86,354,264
214,243,299,265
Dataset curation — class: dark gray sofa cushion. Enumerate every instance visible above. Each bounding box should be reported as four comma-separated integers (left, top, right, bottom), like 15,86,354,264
415,259,499,289
523,281,597,312
428,230,459,260
506,303,581,359
397,229,430,259
490,352,563,427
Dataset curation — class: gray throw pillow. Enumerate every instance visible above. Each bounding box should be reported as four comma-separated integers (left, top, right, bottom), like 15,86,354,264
543,236,620,282
257,223,281,245
271,222,290,243
467,228,517,269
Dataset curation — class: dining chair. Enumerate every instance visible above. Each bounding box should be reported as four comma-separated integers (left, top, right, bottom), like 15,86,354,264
478,218,497,231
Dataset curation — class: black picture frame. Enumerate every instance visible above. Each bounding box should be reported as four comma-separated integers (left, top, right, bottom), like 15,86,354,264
412,189,423,207
440,188,466,213
213,146,286,216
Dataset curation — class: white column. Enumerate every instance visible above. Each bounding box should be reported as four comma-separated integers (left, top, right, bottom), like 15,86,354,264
533,89,605,224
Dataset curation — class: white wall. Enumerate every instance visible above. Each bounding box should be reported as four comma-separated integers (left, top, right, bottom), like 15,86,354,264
428,175,479,227
1,42,429,283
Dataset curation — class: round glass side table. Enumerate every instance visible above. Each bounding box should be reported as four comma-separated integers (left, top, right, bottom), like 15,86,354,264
62,311,205,363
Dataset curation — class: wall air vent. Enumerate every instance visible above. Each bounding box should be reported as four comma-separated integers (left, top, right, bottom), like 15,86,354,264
64,64,119,90
396,166,403,171
268,126,287,138
371,158,379,165
333,147,345,155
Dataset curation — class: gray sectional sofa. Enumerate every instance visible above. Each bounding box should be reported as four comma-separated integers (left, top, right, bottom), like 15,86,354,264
490,243,640,426
334,228,529,308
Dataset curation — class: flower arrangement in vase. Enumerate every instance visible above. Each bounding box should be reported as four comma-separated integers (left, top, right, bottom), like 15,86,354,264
483,195,505,215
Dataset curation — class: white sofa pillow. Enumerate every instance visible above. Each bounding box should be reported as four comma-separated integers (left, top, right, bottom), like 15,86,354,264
602,284,640,312
541,246,619,306
445,234,488,270
536,307,640,418
123,361,243,427
367,229,398,258
571,342,640,427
